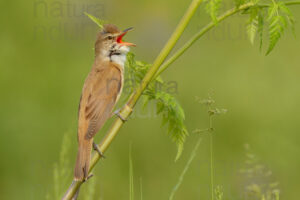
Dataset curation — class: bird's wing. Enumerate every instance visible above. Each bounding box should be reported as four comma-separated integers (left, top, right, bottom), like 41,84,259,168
79,65,122,140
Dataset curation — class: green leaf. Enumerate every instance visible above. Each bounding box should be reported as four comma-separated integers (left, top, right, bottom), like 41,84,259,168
278,2,296,35
145,90,188,160
267,3,279,20
257,12,264,51
205,0,222,24
266,3,289,55
150,91,188,161
84,12,105,29
278,2,292,17
246,9,259,45
234,0,246,8
247,19,258,44
125,52,188,160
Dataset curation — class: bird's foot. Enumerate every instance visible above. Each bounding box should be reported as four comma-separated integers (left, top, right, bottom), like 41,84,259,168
93,142,105,158
113,109,127,122
84,174,94,182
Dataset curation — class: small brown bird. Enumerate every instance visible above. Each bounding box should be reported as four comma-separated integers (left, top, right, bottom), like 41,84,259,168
74,24,135,181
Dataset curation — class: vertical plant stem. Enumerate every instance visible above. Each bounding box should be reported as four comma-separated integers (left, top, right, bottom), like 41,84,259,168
210,132,214,200
169,137,202,200
208,106,215,200
129,144,134,200
140,178,143,200
62,0,203,199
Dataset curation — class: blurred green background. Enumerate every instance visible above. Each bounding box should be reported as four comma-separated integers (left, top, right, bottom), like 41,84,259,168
1,0,300,199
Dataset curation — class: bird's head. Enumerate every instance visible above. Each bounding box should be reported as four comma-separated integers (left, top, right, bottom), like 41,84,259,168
95,24,135,58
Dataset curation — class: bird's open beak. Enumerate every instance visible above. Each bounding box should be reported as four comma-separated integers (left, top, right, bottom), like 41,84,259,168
117,27,136,47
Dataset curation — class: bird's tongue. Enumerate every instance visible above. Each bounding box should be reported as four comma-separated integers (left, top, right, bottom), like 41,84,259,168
116,32,126,43
117,28,136,46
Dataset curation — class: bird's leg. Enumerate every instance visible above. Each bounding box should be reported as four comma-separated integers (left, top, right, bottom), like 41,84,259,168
93,142,106,158
82,174,94,182
113,108,127,122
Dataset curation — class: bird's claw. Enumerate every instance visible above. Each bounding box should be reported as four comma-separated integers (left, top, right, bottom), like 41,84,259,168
83,174,94,182
93,142,105,158
114,109,127,122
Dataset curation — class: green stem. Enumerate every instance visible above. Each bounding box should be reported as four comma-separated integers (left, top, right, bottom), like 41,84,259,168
127,0,203,107
62,0,202,199
154,2,254,79
210,130,214,200
285,1,300,5
169,137,202,200
154,1,300,79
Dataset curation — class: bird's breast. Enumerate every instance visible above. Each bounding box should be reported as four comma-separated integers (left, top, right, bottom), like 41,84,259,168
111,54,127,67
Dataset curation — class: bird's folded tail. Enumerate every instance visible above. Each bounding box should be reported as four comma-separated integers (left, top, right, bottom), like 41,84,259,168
74,140,92,181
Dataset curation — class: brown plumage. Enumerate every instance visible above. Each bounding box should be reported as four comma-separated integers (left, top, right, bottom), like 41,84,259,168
74,24,135,181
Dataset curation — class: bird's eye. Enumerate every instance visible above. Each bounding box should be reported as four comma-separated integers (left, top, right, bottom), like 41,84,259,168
107,36,113,40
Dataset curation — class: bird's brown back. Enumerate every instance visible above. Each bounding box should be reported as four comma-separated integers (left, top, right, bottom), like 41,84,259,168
78,61,122,140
